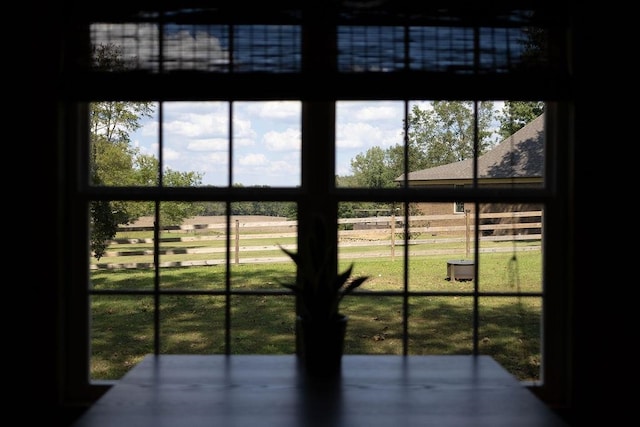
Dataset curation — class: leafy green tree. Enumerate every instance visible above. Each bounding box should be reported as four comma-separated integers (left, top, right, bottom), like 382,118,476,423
497,101,545,139
349,146,397,188
335,175,359,188
346,101,496,191
226,185,296,218
89,199,127,263
89,43,204,259
116,159,205,228
406,101,495,170
89,102,155,259
201,202,226,216
90,102,155,152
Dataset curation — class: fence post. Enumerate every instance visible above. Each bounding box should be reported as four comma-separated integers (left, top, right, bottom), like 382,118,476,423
391,210,395,260
465,209,471,258
235,220,240,264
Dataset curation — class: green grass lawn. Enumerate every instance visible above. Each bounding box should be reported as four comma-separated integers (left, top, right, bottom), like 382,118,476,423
90,249,542,382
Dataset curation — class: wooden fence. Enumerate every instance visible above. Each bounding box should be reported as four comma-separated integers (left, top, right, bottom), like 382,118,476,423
90,211,542,270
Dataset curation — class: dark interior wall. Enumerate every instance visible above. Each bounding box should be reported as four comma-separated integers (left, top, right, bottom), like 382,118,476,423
563,5,622,423
31,2,74,425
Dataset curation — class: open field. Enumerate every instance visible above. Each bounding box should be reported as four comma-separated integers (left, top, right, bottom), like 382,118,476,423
90,217,543,382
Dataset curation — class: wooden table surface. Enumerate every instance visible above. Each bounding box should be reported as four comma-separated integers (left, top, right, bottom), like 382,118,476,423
71,355,567,427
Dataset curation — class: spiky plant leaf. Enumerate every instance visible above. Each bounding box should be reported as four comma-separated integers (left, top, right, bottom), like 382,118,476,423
277,217,369,322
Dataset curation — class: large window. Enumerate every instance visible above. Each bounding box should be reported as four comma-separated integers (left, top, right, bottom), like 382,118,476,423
61,3,573,407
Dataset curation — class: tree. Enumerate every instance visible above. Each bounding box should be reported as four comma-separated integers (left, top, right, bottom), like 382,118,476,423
136,158,205,229
406,101,495,170
90,102,155,259
345,101,496,191
89,43,204,259
497,101,545,139
349,146,397,188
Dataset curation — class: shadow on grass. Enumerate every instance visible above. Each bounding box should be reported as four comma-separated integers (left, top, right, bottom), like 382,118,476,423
90,265,540,381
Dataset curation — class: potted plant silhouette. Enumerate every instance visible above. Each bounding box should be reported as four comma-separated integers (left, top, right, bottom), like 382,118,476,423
279,216,369,378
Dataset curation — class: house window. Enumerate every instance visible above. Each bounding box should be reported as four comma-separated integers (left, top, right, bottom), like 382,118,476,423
61,3,573,408
454,186,465,213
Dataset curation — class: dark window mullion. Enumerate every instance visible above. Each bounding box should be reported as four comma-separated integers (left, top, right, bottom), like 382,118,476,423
402,100,410,355
225,102,234,354
472,101,480,355
153,102,164,355
299,7,339,322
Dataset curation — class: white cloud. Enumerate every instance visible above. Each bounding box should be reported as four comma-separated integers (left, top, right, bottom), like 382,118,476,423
232,116,258,144
246,101,300,119
187,138,229,151
238,153,267,166
165,112,228,138
162,147,181,162
264,128,300,151
353,104,400,121
337,122,400,149
337,101,404,148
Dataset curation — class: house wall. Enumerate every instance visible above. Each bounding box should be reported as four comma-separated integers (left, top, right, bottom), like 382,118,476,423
408,181,543,235
411,202,542,236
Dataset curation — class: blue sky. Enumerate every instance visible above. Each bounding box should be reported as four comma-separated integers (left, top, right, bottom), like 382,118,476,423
130,100,442,187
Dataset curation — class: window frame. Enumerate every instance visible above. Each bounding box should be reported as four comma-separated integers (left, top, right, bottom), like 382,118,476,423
60,7,574,410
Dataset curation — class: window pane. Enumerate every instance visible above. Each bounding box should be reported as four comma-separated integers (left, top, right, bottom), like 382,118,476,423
160,296,227,353
233,101,301,187
401,100,545,190
408,296,475,354
479,296,542,382
477,203,543,294
404,202,475,291
161,101,229,187
163,24,230,72
89,200,156,278
233,25,301,73
341,297,404,355
337,201,404,291
227,204,297,291
90,295,155,381
409,26,475,73
158,205,228,287
90,23,162,72
336,101,405,188
89,102,160,187
229,295,297,354
338,26,405,72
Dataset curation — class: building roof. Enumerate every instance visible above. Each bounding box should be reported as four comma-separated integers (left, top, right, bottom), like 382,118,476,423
396,113,544,183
